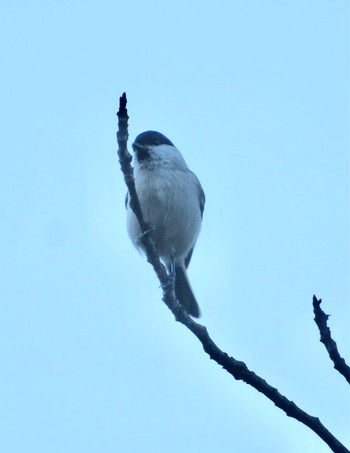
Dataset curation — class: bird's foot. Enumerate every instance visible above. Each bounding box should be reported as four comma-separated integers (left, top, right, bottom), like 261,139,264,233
161,257,176,294
135,226,154,246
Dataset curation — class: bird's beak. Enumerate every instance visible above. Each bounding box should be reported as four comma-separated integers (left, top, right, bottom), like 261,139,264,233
132,142,147,152
132,142,150,161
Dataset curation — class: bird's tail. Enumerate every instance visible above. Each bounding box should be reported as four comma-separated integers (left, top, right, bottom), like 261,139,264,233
174,265,200,318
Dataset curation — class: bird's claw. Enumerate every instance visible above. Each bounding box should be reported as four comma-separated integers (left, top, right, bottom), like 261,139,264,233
161,273,175,295
161,262,176,294
135,226,154,245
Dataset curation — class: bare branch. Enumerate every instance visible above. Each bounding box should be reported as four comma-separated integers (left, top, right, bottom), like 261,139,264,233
175,312,349,453
313,295,350,385
116,94,349,453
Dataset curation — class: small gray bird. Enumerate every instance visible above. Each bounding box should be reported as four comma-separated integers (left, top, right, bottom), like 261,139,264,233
126,130,205,317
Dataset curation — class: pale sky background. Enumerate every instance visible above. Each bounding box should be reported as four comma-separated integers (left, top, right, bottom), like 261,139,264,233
0,1,349,452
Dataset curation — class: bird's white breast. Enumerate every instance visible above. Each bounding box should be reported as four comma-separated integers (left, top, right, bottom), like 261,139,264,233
127,161,201,265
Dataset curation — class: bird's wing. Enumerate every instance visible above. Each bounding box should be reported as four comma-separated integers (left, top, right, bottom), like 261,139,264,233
185,176,205,268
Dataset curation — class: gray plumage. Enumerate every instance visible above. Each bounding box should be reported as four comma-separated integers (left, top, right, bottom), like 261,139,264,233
126,131,205,317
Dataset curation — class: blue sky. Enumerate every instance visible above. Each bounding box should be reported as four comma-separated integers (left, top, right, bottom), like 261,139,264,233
0,1,349,452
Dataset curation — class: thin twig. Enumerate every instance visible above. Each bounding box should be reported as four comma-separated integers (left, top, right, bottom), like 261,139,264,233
313,295,350,385
116,93,349,453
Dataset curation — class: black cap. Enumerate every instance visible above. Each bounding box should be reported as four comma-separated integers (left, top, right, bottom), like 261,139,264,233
133,131,174,148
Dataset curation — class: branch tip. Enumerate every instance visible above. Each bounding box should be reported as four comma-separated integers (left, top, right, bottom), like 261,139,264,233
313,295,350,385
117,92,128,118
313,295,322,307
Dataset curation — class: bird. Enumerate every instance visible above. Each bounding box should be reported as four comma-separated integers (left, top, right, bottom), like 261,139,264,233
126,130,205,317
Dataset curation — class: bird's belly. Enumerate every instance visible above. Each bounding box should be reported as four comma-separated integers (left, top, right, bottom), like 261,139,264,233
128,177,201,262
